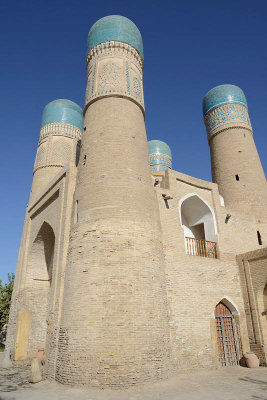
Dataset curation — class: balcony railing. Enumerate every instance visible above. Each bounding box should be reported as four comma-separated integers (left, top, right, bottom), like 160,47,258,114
185,237,218,259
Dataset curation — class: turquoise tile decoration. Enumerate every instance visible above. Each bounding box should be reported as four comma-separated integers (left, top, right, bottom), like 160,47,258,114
203,84,247,116
87,15,143,59
148,140,172,171
41,99,84,130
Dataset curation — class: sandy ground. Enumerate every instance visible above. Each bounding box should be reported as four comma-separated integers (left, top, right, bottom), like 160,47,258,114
0,365,267,400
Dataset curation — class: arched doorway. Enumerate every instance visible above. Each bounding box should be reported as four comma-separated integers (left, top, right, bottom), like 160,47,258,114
215,301,240,366
180,194,218,258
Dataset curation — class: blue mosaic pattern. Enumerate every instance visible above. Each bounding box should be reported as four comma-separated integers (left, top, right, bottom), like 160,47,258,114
126,61,130,94
133,77,141,98
204,103,251,138
91,63,96,94
148,140,172,157
85,43,144,112
98,61,123,91
148,140,172,171
87,15,143,59
41,100,83,130
203,84,247,116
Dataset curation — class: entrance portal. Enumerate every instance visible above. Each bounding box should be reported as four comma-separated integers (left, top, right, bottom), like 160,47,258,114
215,302,239,366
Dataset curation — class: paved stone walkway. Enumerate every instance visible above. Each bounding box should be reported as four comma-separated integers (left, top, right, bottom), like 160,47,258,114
0,366,267,400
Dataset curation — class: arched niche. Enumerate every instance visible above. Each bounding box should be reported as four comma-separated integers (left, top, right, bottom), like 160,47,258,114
179,194,218,243
257,282,267,346
24,222,55,356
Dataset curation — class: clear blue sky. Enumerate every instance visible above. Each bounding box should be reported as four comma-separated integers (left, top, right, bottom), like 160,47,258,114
1,0,267,282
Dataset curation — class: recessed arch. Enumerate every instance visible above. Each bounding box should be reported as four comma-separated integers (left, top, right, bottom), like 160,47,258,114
179,193,218,242
23,221,55,357
257,281,267,346
179,193,218,257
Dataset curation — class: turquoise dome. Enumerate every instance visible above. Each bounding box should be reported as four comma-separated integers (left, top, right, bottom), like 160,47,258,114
41,99,83,130
203,84,247,116
87,15,143,58
148,140,172,172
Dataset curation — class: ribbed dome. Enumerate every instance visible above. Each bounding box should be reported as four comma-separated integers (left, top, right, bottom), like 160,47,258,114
148,140,172,172
203,84,247,117
41,99,83,130
87,15,143,58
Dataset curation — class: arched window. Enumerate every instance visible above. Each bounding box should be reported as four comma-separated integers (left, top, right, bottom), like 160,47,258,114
215,300,240,366
179,194,218,258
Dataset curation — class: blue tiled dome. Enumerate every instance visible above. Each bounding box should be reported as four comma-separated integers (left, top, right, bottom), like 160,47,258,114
87,15,143,58
41,99,83,130
148,140,172,172
203,84,247,116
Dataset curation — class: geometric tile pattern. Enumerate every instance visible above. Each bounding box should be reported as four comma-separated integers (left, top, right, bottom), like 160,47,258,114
204,103,252,139
85,41,144,113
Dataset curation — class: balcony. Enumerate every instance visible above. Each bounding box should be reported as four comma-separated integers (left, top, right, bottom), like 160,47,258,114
185,237,218,259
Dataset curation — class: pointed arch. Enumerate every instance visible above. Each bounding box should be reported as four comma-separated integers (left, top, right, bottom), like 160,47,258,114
23,221,55,357
214,296,239,316
179,193,218,242
28,222,55,283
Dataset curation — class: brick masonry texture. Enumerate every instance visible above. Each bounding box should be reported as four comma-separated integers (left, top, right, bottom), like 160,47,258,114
5,19,267,389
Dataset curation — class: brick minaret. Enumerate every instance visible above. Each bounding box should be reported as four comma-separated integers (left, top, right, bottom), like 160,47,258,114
29,99,83,202
203,84,267,218
55,16,170,387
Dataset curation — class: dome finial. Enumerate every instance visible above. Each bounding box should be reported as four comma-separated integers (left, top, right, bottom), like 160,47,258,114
87,15,143,58
203,84,247,117
41,99,83,130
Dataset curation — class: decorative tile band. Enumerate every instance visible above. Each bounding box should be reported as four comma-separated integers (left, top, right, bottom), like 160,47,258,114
86,41,143,69
204,103,252,140
149,154,172,172
126,61,130,94
85,41,145,114
39,122,82,142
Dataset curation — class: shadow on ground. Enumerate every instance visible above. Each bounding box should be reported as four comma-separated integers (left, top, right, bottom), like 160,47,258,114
0,367,30,394
239,376,267,400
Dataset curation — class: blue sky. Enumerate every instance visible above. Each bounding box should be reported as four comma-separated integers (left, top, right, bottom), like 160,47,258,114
1,0,267,282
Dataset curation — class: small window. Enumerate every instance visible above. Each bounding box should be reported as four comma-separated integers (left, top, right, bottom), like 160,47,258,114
235,175,239,181
257,231,262,245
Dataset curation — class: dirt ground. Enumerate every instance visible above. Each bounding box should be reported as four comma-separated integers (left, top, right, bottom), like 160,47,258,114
0,365,267,400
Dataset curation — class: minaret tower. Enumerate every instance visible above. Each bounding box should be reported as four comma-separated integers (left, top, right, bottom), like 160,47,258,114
203,84,267,218
55,16,170,386
30,99,83,201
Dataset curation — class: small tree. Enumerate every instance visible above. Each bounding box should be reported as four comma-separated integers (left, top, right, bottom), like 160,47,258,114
0,273,15,346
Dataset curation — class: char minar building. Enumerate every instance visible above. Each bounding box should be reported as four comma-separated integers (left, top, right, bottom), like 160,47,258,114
6,15,267,387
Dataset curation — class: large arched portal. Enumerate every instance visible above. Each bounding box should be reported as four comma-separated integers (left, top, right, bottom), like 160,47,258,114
180,194,218,258
23,222,55,357
215,301,240,366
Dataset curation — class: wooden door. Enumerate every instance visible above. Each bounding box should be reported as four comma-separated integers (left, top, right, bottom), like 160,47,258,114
215,302,239,366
